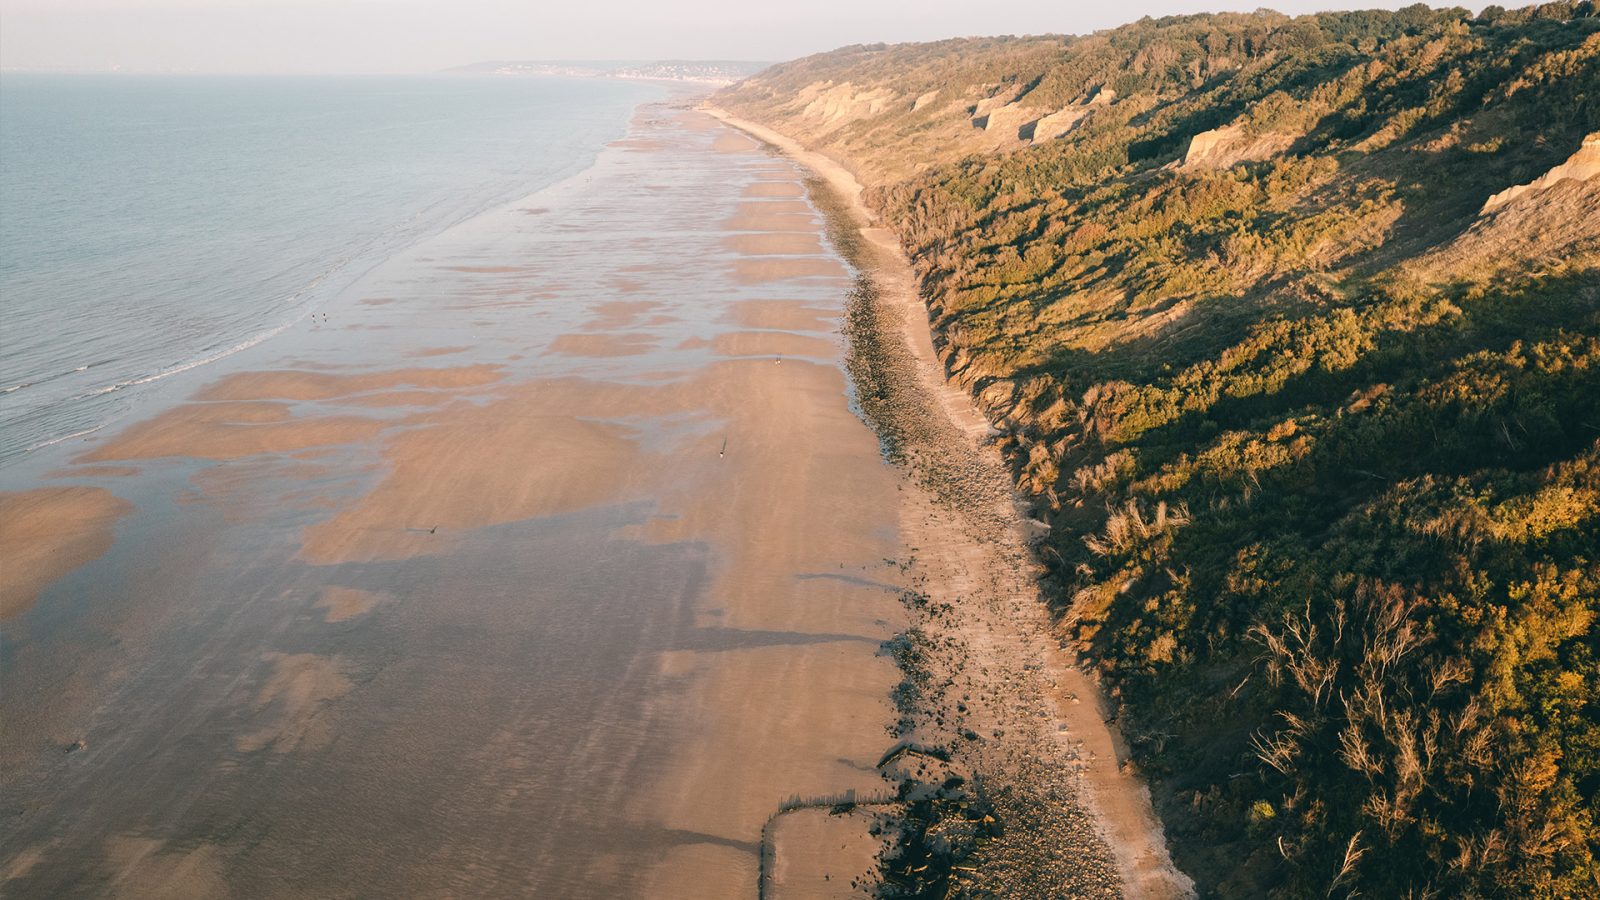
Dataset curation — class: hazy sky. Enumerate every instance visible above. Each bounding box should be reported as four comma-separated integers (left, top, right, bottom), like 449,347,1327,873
1,0,1459,74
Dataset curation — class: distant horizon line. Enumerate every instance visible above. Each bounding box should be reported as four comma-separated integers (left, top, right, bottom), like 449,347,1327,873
0,58,778,78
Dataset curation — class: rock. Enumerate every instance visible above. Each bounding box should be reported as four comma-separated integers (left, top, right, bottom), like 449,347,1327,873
984,102,1044,138
973,90,1018,118
913,89,941,111
1183,125,1245,165
976,379,1018,419
1179,124,1295,169
798,81,898,126
1481,132,1600,214
1026,87,1114,144
1032,107,1092,143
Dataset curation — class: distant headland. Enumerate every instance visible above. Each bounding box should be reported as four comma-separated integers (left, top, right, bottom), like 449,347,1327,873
447,59,770,85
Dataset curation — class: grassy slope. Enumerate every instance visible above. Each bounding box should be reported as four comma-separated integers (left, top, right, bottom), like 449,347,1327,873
718,5,1600,897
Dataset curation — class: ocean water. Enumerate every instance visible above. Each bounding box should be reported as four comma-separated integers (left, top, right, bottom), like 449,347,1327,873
2,97,903,897
0,73,662,467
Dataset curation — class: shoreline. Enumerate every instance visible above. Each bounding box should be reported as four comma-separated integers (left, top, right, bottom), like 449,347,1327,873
6,84,1189,896
1,100,905,898
0,78,691,482
705,103,1195,899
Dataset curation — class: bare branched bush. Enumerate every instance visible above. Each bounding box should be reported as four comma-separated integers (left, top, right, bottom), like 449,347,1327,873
1070,449,1132,494
1082,497,1190,557
1327,830,1368,897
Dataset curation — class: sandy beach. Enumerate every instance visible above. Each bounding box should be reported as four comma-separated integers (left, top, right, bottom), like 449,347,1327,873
0,99,909,898
706,107,1195,899
5,91,1183,899
0,487,131,621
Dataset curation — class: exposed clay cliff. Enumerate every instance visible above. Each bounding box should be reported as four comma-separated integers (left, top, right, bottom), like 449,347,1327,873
1178,123,1296,169
1031,107,1093,142
981,101,1045,136
796,81,898,128
1480,131,1600,213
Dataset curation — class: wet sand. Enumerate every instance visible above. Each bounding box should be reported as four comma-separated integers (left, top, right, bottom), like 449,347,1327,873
0,487,131,620
1,101,904,898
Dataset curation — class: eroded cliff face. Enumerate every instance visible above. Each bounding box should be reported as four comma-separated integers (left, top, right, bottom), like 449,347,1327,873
719,7,1600,898
1177,124,1296,169
1481,131,1600,212
1416,132,1600,279
795,80,901,130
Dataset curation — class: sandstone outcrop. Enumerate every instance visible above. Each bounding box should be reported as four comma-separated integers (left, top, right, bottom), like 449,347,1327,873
972,88,1020,118
1027,86,1115,144
1480,132,1600,214
1179,124,1294,169
796,81,898,126
1032,107,1092,143
983,102,1044,136
1084,85,1116,106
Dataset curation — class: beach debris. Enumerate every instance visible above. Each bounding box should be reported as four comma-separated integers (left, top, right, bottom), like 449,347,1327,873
875,740,951,770
720,436,727,458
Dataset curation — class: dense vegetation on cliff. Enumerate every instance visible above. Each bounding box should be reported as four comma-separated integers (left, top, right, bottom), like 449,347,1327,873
719,5,1600,897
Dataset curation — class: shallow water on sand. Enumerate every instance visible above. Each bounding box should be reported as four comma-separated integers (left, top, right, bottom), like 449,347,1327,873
1,101,905,897
0,74,660,468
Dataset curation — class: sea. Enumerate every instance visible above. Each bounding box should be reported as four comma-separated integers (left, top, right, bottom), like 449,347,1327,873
0,73,663,469
1,75,904,897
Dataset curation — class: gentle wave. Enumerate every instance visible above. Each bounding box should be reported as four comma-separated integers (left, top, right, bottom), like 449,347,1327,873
25,423,108,453
80,313,306,400
0,74,660,469
1,361,111,396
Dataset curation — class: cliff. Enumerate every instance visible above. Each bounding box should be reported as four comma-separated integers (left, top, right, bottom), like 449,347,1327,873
1480,131,1600,212
717,5,1600,898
